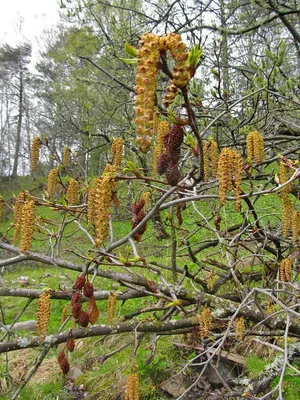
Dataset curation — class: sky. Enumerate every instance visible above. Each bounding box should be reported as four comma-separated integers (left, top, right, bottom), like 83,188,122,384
0,0,61,62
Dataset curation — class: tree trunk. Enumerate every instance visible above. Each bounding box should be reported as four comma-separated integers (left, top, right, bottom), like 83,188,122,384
11,68,23,177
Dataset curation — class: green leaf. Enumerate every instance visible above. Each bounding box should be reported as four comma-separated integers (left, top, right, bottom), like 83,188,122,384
187,44,203,68
126,160,137,170
119,57,137,64
124,42,138,57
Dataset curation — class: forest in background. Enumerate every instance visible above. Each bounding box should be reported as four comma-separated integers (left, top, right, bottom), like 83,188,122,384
0,1,300,399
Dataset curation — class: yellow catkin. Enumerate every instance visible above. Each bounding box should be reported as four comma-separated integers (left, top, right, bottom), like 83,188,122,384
162,33,190,107
63,147,71,167
66,179,80,206
203,139,219,181
107,293,117,323
235,317,245,341
142,192,150,212
125,373,139,400
20,200,35,253
61,305,69,324
218,148,243,210
292,211,300,245
153,120,169,175
246,131,264,164
30,137,41,171
267,301,275,315
47,169,58,199
199,307,212,338
111,138,123,167
280,259,292,282
135,33,161,153
37,290,51,341
279,161,293,196
94,164,118,246
282,195,292,238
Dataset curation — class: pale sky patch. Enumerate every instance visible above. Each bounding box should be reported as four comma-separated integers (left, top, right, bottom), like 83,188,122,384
0,0,61,61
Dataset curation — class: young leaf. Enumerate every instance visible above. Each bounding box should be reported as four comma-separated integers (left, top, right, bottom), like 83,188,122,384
124,42,138,57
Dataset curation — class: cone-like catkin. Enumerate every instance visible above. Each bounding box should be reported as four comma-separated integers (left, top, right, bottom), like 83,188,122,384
292,211,300,245
246,130,264,164
108,293,117,323
199,307,212,338
13,191,26,244
218,148,243,210
66,178,80,205
47,169,58,198
20,200,35,253
282,195,292,238
235,317,245,341
111,138,123,167
30,137,41,171
280,259,292,282
63,147,71,167
153,121,169,175
135,33,160,153
125,373,139,400
37,290,51,341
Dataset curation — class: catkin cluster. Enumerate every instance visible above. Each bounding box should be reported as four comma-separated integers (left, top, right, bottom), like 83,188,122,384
20,200,35,253
135,33,161,153
47,169,58,198
218,148,243,210
37,290,51,341
282,195,292,238
91,164,118,247
63,147,71,167
13,191,26,244
199,307,212,338
280,259,292,282
246,130,264,164
292,211,300,244
131,197,147,242
111,138,123,167
153,120,169,175
235,317,245,341
107,293,117,323
57,351,70,375
30,137,41,171
203,139,219,181
66,178,80,205
125,373,140,400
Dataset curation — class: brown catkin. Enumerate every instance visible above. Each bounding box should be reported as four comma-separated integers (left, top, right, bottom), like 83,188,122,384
30,137,41,171
246,130,264,164
199,307,212,338
37,290,51,341
47,169,58,198
63,147,71,167
282,195,292,238
280,259,292,282
292,211,300,244
13,191,26,244
20,200,35,253
235,317,245,341
107,293,117,323
111,138,123,167
125,373,139,400
66,178,80,205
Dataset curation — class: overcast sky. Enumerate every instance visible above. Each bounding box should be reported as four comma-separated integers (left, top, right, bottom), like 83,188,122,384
0,0,61,60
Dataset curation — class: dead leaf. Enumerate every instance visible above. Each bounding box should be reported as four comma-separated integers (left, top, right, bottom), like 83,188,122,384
86,296,99,325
